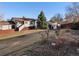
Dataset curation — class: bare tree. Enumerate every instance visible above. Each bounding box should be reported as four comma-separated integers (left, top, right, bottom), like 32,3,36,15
50,13,63,23
0,13,4,21
66,2,79,22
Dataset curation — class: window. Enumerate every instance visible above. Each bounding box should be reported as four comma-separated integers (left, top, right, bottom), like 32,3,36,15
30,21,35,25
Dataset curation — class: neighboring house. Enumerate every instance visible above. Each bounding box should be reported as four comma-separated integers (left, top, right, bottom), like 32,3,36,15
11,17,37,31
60,20,72,29
0,21,12,30
48,22,61,30
61,16,79,29
48,15,79,30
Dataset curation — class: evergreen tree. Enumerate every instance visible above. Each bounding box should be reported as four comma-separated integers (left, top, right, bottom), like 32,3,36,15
37,11,47,29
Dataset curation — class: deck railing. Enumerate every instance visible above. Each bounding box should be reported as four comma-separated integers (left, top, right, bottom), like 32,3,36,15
18,25,25,31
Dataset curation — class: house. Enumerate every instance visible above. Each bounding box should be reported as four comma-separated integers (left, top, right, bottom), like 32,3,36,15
0,21,12,30
61,16,79,29
11,17,37,31
60,20,73,29
48,22,61,30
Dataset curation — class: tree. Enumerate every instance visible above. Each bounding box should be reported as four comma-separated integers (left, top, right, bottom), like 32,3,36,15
22,16,26,18
50,13,63,23
65,3,79,29
37,11,47,29
49,14,63,38
66,2,79,22
0,13,4,21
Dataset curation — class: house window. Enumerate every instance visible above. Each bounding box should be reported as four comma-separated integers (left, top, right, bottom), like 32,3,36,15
30,21,35,25
25,21,28,24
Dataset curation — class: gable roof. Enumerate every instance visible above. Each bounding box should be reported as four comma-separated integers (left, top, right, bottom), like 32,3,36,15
11,17,36,22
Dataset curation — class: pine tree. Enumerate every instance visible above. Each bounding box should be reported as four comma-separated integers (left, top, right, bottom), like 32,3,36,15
37,11,47,29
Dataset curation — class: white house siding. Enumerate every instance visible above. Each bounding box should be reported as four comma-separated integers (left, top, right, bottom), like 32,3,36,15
16,22,22,27
35,21,37,28
0,25,12,30
24,21,31,27
8,25,12,29
24,21,37,28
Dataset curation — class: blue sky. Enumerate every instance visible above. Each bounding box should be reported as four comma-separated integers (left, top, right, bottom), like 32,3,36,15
0,2,72,20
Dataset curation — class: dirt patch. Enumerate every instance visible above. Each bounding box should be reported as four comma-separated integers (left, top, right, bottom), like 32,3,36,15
24,40,79,56
0,30,15,36
23,29,79,56
0,29,79,56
